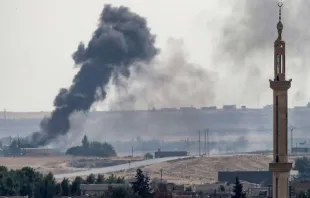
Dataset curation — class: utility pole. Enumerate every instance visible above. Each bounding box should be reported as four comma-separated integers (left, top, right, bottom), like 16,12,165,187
3,109,6,134
160,169,163,183
131,145,134,157
204,129,207,155
198,130,201,156
290,127,294,154
207,128,210,156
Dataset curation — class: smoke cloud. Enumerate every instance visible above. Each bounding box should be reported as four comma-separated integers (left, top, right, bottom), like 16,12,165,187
215,0,310,105
32,1,310,151
104,38,218,110
75,0,310,152
102,0,310,111
32,5,158,145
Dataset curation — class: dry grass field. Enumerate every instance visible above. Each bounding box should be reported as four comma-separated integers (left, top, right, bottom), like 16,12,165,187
0,156,81,174
0,154,298,184
111,154,296,184
0,155,143,175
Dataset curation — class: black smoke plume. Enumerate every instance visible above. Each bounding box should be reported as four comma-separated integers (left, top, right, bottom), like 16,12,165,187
32,5,158,146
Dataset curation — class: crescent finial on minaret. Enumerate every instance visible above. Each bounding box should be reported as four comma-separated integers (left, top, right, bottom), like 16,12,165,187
277,2,283,40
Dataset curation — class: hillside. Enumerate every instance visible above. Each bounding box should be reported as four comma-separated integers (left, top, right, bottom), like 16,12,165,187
111,155,295,184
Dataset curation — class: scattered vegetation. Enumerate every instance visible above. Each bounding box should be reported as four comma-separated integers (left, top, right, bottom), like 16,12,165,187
131,169,152,198
232,177,246,198
66,135,117,157
144,152,153,160
0,165,152,198
296,190,310,198
6,138,38,156
294,157,310,180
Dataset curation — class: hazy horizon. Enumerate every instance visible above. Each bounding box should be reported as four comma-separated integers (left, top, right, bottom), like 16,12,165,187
1,0,310,113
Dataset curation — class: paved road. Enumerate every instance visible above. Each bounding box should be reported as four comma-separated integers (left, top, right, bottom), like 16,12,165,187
54,153,274,179
54,152,302,180
54,156,194,179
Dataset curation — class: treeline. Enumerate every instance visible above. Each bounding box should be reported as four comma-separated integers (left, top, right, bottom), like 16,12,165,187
5,138,37,156
66,135,117,157
0,166,151,198
294,157,310,180
6,135,117,158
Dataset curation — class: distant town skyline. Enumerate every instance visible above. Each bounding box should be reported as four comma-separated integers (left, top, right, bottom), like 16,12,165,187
1,0,309,111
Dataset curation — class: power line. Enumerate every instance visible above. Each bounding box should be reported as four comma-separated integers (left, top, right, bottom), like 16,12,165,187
207,128,210,156
204,129,207,155
198,130,201,156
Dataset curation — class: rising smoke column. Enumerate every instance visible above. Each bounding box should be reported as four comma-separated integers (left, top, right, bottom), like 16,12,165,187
33,5,158,145
215,0,310,104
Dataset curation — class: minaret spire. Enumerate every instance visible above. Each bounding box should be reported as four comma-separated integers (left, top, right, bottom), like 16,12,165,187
269,2,292,198
277,2,283,40
274,1,286,81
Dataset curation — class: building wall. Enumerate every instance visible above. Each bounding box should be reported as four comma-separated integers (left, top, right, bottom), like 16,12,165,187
291,181,310,193
154,150,187,158
292,147,309,153
2,108,310,142
22,148,59,156
218,171,272,185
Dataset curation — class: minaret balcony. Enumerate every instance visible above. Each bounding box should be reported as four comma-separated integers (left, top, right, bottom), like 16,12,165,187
269,79,292,90
269,162,292,172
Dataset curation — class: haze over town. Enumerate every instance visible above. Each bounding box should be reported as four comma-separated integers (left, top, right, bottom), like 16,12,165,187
1,1,310,197
1,0,310,113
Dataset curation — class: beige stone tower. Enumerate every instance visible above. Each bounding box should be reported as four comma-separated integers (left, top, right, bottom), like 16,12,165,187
268,2,292,198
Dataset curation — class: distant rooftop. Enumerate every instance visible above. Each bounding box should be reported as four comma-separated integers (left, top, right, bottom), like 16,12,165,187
1,104,310,119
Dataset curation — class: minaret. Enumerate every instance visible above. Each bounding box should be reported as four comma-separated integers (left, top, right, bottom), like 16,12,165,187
269,2,292,198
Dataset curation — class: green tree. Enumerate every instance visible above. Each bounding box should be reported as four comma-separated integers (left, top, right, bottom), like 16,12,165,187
70,176,83,196
131,168,152,198
96,174,105,184
82,135,89,149
297,191,307,198
219,185,225,192
34,172,56,198
60,178,70,196
295,157,310,180
86,173,96,184
66,136,117,157
108,187,141,198
307,189,310,198
232,177,246,198
19,167,42,197
9,140,21,156
5,177,17,196
55,183,62,197
105,174,124,184
144,153,153,160
0,166,8,173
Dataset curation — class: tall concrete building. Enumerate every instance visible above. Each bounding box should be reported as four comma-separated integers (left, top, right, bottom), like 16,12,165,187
268,2,292,198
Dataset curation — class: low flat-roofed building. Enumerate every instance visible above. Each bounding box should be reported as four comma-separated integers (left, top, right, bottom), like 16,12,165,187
292,147,310,153
80,184,131,195
218,171,272,185
154,149,187,158
22,148,60,156
201,106,217,110
222,105,236,110
291,180,310,193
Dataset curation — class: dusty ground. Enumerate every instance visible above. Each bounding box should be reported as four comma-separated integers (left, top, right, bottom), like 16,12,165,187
69,156,142,168
0,156,82,174
0,154,298,184
0,155,143,175
110,154,296,184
